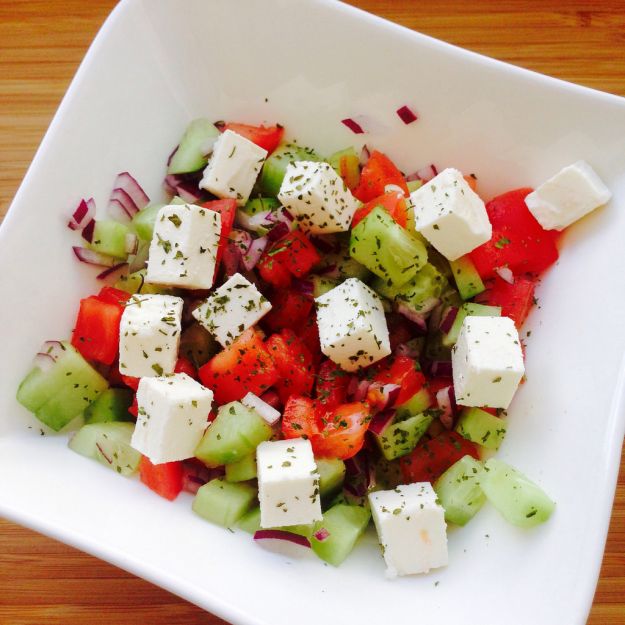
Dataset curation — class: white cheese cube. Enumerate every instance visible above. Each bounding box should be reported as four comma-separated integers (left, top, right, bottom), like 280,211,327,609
452,315,524,409
315,278,390,372
524,160,611,230
146,203,222,290
257,438,322,528
118,294,183,378
199,129,267,206
192,272,272,347
278,161,360,234
131,373,213,464
410,168,491,261
369,483,448,578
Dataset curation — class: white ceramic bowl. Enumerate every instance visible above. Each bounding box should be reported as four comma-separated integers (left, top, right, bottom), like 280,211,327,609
1,1,624,624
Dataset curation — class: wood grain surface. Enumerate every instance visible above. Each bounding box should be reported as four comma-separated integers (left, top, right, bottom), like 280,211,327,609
1,1,624,623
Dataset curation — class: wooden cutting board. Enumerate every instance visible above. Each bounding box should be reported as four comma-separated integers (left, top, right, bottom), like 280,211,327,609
0,1,623,623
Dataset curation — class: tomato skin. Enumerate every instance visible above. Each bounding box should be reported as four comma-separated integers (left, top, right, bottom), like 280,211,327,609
477,275,537,328
386,313,418,352
223,123,284,154
198,329,279,404
352,191,408,228
312,402,371,460
399,431,480,484
282,395,318,440
97,286,131,306
257,254,292,288
121,374,139,391
353,151,408,203
174,356,197,380
263,290,313,333
316,359,350,410
372,356,426,407
470,188,558,279
201,199,237,280
128,394,138,418
139,456,184,501
267,230,320,278
300,315,322,367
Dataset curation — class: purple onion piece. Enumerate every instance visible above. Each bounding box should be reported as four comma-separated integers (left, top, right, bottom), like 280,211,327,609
34,352,56,372
313,528,331,542
96,262,128,280
396,105,418,125
81,219,96,243
395,303,428,333
241,236,268,271
254,529,311,549
266,220,290,242
113,172,149,211
353,379,371,402
439,306,459,334
359,144,371,167
341,118,365,134
369,409,396,436
107,198,132,222
429,360,453,378
72,246,120,268
68,197,96,230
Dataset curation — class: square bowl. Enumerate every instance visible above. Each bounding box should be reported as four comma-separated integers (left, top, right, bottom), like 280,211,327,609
1,1,624,624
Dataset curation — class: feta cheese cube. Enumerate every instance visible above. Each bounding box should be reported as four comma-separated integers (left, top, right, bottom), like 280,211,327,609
131,372,213,464
410,168,491,260
199,129,267,206
315,278,390,372
146,203,222,290
452,315,524,409
257,438,322,528
524,160,611,230
192,272,271,347
118,294,183,378
369,483,448,578
278,161,360,234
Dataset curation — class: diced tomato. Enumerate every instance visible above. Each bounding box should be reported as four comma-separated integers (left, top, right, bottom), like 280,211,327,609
338,153,360,190
97,286,131,306
201,199,237,280
353,150,409,203
399,431,480,484
282,395,318,440
223,123,284,154
312,402,371,460
316,359,350,409
470,188,559,279
351,191,408,228
267,230,320,278
257,253,292,288
464,174,478,192
299,315,322,366
128,395,138,418
263,290,313,333
71,296,124,365
426,376,453,397
372,356,426,407
174,356,197,380
266,329,315,403
198,329,279,404
386,313,418,352
477,275,537,328
121,374,139,391
139,456,184,501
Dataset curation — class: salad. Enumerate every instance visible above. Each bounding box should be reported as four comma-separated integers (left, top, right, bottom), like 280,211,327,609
16,115,612,577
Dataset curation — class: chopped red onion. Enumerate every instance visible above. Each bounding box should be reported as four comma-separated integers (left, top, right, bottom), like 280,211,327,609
396,105,418,125
41,340,65,359
346,375,360,400
181,459,215,494
96,262,128,280
353,379,371,402
236,208,272,233
81,219,96,244
359,144,371,166
95,442,113,465
166,145,178,168
439,306,459,334
341,118,365,134
72,246,120,268
112,172,149,212
254,529,312,550
127,241,149,273
34,351,56,371
229,229,253,254
494,266,514,284
68,197,96,230
436,386,457,430
222,240,242,277
429,360,453,378
344,455,366,477
407,164,439,183
292,279,314,297
266,220,290,242
395,303,429,332
107,198,131,223
242,392,281,425
213,120,226,132
313,528,331,542
241,236,268,271
368,383,401,411
259,389,281,410
125,233,139,255
108,187,137,220
163,174,202,203
369,409,396,436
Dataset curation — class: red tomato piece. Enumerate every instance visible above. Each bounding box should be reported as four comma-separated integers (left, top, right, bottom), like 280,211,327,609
470,188,559,279
351,191,408,228
386,313,419,352
312,402,371,460
299,315,322,367
139,456,184,501
426,376,453,397
372,356,426,407
263,290,314,333
338,153,360,190
266,230,321,278
198,329,279,404
399,431,480,484
201,199,237,281
266,329,315,403
315,359,350,410
477,275,537,328
128,395,138,418
282,395,318,440
353,150,409,203
223,123,284,154
257,253,292,288
121,374,139,391
174,356,197,380
97,286,131,306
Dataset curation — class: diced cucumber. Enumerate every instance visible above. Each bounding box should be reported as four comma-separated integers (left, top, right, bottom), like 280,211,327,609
372,413,433,461
350,207,427,287
238,506,262,534
192,478,257,528
395,387,432,420
17,342,109,431
88,220,130,259
170,195,188,205
311,275,339,298
407,179,423,193
327,147,360,189
317,458,346,498
132,203,164,242
84,388,133,424
311,504,371,566
259,142,322,196
442,302,501,347
426,247,454,281
318,244,370,282
456,407,507,450
114,269,177,295
225,453,257,482
69,422,141,476
434,455,486,526
449,255,486,300
179,323,219,368
195,401,273,467
480,458,555,528
372,456,404,490
168,118,220,174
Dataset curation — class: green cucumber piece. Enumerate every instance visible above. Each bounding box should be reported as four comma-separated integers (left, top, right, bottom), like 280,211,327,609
132,203,164,242
88,220,130,259
259,142,322,196
327,147,360,188
69,422,141,476
317,458,346,498
434,455,486,526
311,504,371,566
395,386,432,420
456,407,507,450
372,412,433,461
480,458,555,528
179,323,219,368
17,342,109,431
406,179,423,194
238,506,262,534
372,456,404,490
194,401,273,467
225,453,257,482
83,388,133,424
449,255,486,300
350,207,427,287
442,302,501,347
168,118,220,174
192,478,257,528
114,269,177,295
318,243,370,282
311,275,339,298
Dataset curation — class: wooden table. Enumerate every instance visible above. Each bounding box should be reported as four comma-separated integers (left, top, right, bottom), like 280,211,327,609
1,1,623,623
